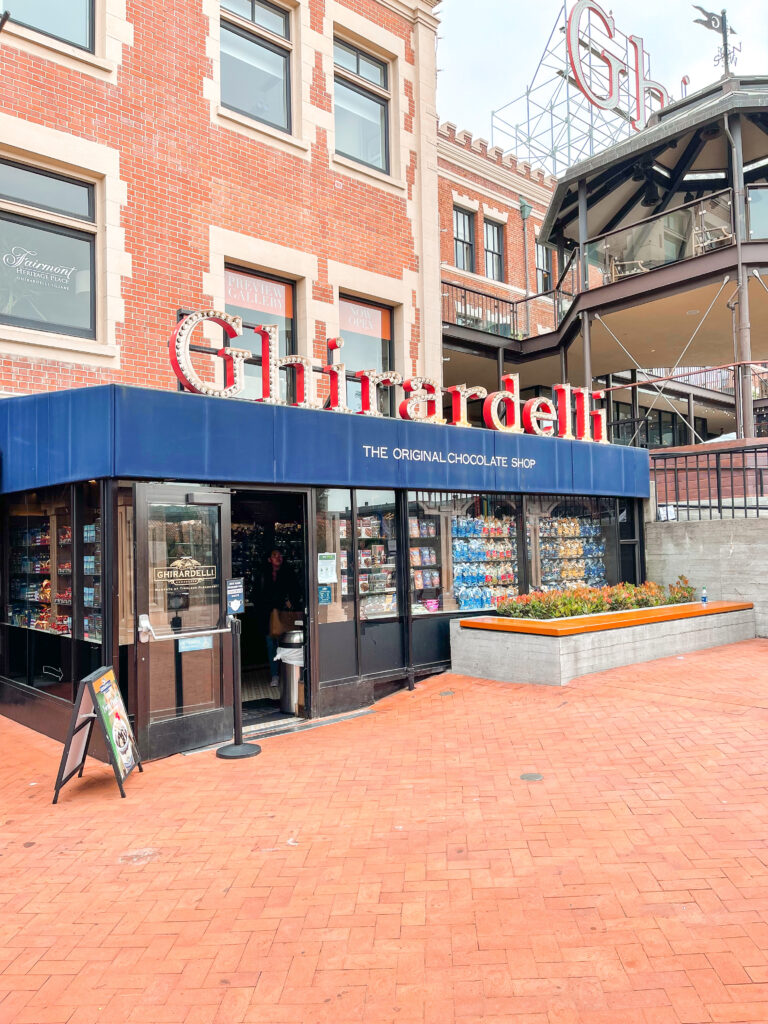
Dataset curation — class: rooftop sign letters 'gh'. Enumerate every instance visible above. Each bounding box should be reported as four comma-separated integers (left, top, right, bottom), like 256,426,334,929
169,310,610,445
566,0,670,132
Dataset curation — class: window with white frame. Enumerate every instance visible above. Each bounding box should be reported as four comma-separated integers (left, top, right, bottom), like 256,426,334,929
453,207,474,273
10,0,94,51
536,240,553,293
484,220,503,281
220,0,292,133
333,40,389,173
0,159,96,339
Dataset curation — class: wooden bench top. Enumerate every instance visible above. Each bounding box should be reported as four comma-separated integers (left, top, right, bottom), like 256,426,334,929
459,601,754,637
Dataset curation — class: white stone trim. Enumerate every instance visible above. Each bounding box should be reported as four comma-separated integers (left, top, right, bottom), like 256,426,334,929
482,204,508,224
326,260,420,381
451,191,480,212
0,113,130,367
0,1,132,83
205,226,322,363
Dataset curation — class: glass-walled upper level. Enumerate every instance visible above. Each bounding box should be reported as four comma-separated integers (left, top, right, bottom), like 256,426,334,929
586,191,734,285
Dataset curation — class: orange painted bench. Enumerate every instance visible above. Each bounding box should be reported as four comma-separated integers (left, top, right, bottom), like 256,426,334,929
459,600,754,637
450,600,757,686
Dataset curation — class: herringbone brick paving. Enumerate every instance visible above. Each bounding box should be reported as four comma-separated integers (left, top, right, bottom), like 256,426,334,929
3,639,768,1023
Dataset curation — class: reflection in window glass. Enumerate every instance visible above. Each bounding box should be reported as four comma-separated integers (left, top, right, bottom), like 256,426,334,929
12,0,93,50
316,489,354,625
408,492,520,614
339,297,393,414
356,490,398,619
225,266,294,399
4,486,74,699
221,22,290,131
334,80,387,171
0,161,92,220
0,215,95,337
526,495,618,591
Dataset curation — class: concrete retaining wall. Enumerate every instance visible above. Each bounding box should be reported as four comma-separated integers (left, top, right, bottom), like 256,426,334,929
449,608,756,686
645,518,768,637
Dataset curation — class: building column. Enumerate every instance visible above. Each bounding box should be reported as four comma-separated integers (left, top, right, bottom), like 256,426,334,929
497,347,505,391
630,369,640,447
582,313,592,393
687,391,696,445
559,346,568,385
577,178,589,293
728,114,755,436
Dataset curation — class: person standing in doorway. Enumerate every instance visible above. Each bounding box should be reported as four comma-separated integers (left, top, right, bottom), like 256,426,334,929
261,548,298,687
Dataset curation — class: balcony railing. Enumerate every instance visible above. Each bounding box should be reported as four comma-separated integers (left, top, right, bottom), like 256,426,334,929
586,189,734,284
646,366,735,394
441,282,520,339
442,260,578,342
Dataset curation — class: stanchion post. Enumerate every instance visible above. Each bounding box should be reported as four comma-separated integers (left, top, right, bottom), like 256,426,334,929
216,615,261,759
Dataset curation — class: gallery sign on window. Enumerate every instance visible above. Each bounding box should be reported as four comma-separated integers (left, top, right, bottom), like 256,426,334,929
0,214,95,338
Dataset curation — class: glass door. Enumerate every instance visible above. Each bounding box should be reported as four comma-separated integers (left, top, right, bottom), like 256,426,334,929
135,484,232,759
355,489,405,677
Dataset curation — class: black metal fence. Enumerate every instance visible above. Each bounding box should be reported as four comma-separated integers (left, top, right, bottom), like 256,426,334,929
651,443,768,520
441,281,520,339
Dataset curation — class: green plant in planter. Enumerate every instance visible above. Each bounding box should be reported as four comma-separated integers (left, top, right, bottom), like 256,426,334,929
496,578,695,620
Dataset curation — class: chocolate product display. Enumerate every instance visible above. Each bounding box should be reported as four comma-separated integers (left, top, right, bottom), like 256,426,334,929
537,517,607,589
451,515,519,611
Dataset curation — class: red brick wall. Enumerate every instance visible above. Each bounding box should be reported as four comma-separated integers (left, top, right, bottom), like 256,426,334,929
0,0,424,395
437,124,564,337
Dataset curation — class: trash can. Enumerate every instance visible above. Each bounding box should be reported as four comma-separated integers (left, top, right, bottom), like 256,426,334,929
276,628,304,715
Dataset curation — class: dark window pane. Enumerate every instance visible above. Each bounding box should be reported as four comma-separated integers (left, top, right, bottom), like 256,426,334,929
0,161,92,221
454,208,474,272
0,214,94,337
12,0,92,50
335,79,387,171
221,23,290,131
484,221,503,280
620,543,638,584
618,499,636,540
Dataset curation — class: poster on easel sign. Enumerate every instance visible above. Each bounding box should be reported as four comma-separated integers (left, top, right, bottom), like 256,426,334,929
53,666,143,804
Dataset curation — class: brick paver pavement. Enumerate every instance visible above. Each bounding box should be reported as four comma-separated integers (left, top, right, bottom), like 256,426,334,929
3,639,768,1024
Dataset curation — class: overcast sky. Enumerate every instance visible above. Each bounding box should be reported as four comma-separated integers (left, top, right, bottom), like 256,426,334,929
436,0,768,152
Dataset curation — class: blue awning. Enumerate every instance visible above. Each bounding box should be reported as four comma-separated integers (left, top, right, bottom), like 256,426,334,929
0,385,650,498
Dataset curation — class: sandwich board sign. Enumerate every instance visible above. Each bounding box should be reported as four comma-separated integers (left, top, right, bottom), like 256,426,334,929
53,666,143,804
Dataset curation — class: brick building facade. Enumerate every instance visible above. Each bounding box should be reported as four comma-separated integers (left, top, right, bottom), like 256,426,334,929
0,0,441,399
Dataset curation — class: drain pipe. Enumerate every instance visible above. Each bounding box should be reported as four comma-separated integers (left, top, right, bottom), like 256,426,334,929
519,196,532,338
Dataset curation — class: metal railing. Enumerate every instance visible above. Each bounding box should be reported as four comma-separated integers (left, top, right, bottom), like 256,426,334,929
645,365,735,394
586,189,734,284
651,443,768,520
441,281,520,339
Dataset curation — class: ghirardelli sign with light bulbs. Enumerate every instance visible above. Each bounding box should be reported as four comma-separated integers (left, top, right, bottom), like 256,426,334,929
566,0,670,132
169,309,610,445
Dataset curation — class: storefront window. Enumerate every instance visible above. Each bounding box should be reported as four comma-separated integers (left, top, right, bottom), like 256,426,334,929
407,492,520,614
356,490,398,619
3,486,73,699
526,495,618,591
316,489,354,625
225,266,294,399
339,297,393,415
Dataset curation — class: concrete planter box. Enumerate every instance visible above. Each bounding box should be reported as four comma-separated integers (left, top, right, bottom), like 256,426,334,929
449,601,756,686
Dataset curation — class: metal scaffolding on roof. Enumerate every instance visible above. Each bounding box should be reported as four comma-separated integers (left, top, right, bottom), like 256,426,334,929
491,1,668,177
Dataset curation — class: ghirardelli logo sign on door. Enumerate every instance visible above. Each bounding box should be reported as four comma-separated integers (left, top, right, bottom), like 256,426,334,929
153,557,217,586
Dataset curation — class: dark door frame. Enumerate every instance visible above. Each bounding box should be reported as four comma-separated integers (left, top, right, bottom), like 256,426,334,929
134,482,233,759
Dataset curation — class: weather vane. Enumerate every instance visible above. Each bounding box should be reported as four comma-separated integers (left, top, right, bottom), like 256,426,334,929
692,6,740,75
